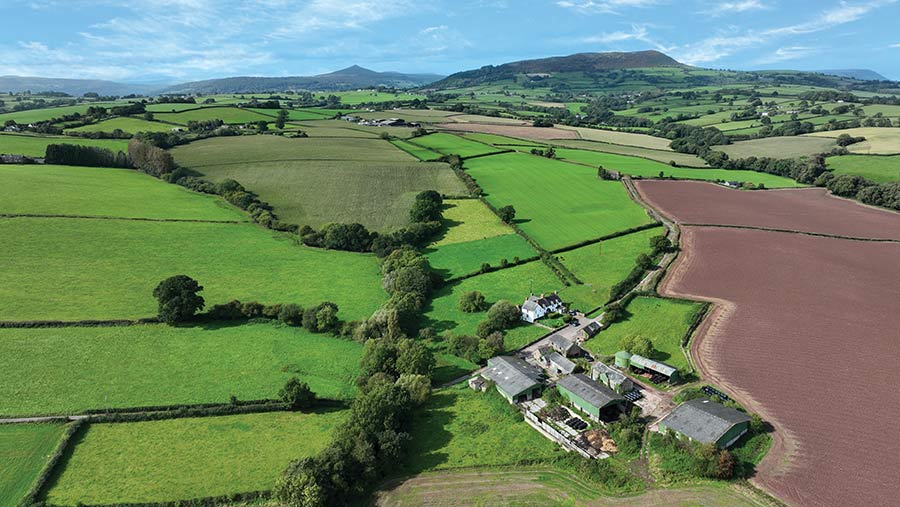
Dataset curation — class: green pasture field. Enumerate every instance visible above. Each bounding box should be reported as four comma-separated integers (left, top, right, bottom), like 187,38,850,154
582,296,703,373
0,102,126,124
0,133,129,157
154,107,274,125
0,423,64,507
390,139,442,161
557,228,660,310
827,154,900,183
330,90,426,105
353,109,457,123
554,149,802,188
145,103,212,113
447,114,529,125
807,128,900,154
403,384,561,474
0,322,362,415
555,126,673,150
861,104,900,117
0,164,244,220
66,117,174,134
422,259,561,373
292,121,380,138
461,132,545,147
426,234,537,280
409,133,506,158
0,218,386,321
172,136,462,231
282,109,332,120
464,152,654,250
549,139,708,167
46,411,346,505
713,136,836,159
432,199,514,246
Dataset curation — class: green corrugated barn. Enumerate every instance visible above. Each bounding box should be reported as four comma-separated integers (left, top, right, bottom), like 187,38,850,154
658,398,751,448
556,374,625,422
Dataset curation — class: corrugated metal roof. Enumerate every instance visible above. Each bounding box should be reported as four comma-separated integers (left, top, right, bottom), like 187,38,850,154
592,362,630,388
548,352,577,374
484,356,544,397
557,373,624,409
630,354,678,377
659,399,751,445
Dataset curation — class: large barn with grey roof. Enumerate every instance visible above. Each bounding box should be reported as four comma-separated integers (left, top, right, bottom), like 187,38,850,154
658,398,751,448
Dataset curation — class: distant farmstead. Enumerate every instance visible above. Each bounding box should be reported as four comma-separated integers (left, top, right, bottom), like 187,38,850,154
482,356,545,403
658,398,751,448
521,293,565,323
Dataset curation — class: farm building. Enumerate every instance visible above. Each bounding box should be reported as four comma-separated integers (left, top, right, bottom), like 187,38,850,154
658,399,751,448
482,356,545,404
548,334,581,357
629,353,680,383
591,362,634,394
547,352,577,376
556,374,626,422
532,346,553,366
614,350,633,368
580,322,601,340
468,376,486,392
521,293,565,323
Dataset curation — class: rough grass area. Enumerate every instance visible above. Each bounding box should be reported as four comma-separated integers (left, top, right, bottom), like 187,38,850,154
461,132,545,147
806,128,900,154
0,102,126,124
390,139,442,161
556,126,673,150
332,91,426,105
0,322,362,416
154,107,274,125
403,384,562,474
550,139,708,167
172,135,463,231
0,423,64,507
582,297,703,373
409,133,506,158
0,133,129,157
557,228,660,310
46,411,346,505
1,218,386,321
465,152,654,250
0,164,244,220
426,234,537,280
432,199,513,246
66,117,174,134
714,136,836,159
554,149,802,188
827,154,900,183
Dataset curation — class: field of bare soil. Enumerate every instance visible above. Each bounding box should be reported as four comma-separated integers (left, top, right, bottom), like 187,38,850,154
636,180,900,240
640,180,900,507
436,122,579,140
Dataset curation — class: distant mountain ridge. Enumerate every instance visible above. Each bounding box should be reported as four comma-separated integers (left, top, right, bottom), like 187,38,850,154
159,66,444,94
428,50,684,88
815,69,888,81
0,76,157,96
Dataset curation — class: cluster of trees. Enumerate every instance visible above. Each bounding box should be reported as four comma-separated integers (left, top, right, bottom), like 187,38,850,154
608,251,657,302
65,128,131,140
651,122,730,156
529,147,556,158
445,299,521,363
619,334,654,357
153,275,205,325
44,144,130,168
409,190,443,223
818,173,900,210
186,119,225,132
836,133,866,147
442,155,482,196
654,433,736,480
275,109,289,129
301,223,376,252
128,138,175,177
172,175,296,232
205,299,340,333
109,102,146,116
703,151,828,184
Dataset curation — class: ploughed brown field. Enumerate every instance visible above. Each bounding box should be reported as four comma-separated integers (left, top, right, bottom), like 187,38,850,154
637,180,900,507
436,122,579,140
636,180,900,241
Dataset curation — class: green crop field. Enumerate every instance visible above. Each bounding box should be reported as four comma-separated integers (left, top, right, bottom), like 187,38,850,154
154,107,274,125
0,322,362,415
331,90,426,105
46,411,346,505
549,139,708,167
714,136,837,159
0,164,244,220
0,102,126,124
827,154,900,183
0,423,64,507
806,128,900,154
556,126,673,150
432,199,516,246
1,218,386,321
172,136,463,231
464,152,654,250
66,116,174,134
582,296,704,373
0,133,129,157
145,103,213,112
391,139,442,161
554,149,802,188
426,234,537,280
461,132,545,147
409,133,506,158
557,228,660,310
403,384,561,474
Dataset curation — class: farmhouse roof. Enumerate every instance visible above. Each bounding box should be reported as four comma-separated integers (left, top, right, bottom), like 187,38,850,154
548,352,577,375
557,374,624,409
522,300,541,313
630,354,678,377
548,334,579,355
659,399,751,445
484,356,544,397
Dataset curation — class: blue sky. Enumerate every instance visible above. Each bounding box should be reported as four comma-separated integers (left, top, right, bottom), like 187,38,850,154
2,0,898,83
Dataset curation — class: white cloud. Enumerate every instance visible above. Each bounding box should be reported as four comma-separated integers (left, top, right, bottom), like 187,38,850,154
754,45,818,64
556,0,661,14
703,0,768,17
891,43,900,48
578,24,675,52
765,0,896,36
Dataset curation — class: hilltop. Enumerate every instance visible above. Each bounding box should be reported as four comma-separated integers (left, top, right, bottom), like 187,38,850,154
0,76,157,96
